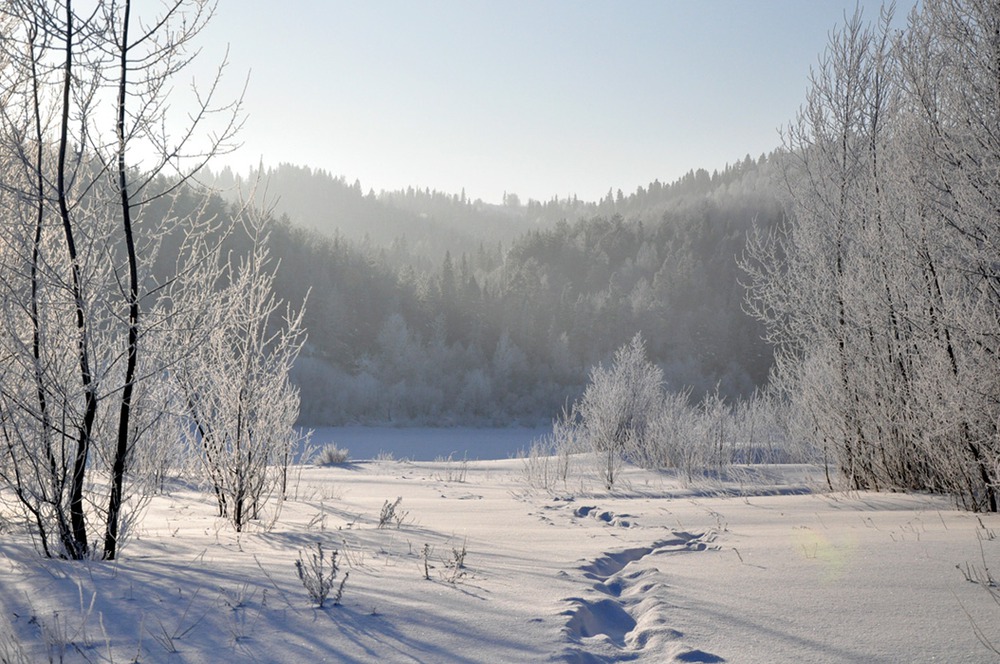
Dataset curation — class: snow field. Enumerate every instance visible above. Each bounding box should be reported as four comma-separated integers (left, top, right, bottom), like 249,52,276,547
1,455,999,662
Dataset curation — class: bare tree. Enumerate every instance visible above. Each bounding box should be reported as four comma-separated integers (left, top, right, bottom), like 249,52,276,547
744,0,1000,511
97,0,244,559
173,208,306,532
576,333,663,489
0,0,245,558
894,0,1000,511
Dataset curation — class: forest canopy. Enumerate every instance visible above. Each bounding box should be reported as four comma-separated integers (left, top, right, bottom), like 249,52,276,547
205,155,780,426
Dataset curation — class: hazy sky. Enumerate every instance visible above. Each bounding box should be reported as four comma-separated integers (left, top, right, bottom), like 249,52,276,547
196,1,917,204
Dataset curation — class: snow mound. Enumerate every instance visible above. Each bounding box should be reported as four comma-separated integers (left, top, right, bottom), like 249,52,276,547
572,505,633,527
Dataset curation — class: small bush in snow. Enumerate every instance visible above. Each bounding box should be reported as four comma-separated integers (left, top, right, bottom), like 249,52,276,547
522,411,578,491
443,539,468,583
295,543,347,608
378,497,407,529
316,445,350,466
434,454,469,483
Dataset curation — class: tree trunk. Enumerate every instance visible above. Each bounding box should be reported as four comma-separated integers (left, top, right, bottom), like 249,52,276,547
57,0,94,560
105,0,138,560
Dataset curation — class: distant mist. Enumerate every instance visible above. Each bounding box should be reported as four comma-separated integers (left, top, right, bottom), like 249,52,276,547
206,154,780,426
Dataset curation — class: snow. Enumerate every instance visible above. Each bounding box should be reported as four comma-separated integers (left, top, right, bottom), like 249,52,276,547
2,431,999,663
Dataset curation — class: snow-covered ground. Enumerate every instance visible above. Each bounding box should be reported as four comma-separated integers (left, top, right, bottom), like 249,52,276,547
2,436,999,662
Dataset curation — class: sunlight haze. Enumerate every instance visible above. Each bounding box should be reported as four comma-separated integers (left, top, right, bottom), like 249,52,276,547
198,0,917,203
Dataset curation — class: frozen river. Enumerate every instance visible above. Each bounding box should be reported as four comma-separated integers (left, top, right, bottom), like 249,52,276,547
304,425,550,461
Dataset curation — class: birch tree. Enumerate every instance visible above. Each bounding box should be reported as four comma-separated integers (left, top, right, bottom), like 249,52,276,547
577,333,663,489
745,6,899,490
745,0,1000,510
0,0,246,558
173,210,307,532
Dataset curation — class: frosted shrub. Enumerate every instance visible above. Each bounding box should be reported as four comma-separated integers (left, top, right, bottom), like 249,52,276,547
578,333,663,489
524,407,582,490
317,445,349,466
521,439,557,490
564,335,808,489
175,213,306,533
434,454,468,483
730,388,804,465
699,388,733,471
628,389,696,472
295,543,347,608
551,411,580,485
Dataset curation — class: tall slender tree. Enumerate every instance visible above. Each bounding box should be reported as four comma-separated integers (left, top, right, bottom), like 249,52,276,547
0,0,251,558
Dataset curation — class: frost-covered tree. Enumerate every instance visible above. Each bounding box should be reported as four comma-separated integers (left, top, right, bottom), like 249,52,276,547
173,210,306,532
0,0,248,558
745,0,1000,510
577,333,663,488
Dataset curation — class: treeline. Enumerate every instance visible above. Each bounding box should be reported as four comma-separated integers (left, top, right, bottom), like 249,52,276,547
208,164,538,264
745,1,1000,510
206,153,774,265
257,157,781,425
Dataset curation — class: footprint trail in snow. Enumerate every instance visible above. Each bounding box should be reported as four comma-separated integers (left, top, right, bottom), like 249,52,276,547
555,532,724,663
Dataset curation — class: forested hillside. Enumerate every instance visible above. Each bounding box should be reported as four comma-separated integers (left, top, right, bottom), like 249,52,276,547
239,155,782,425
207,164,539,264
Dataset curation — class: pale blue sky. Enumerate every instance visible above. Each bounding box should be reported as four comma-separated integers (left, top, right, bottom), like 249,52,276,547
198,1,917,204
